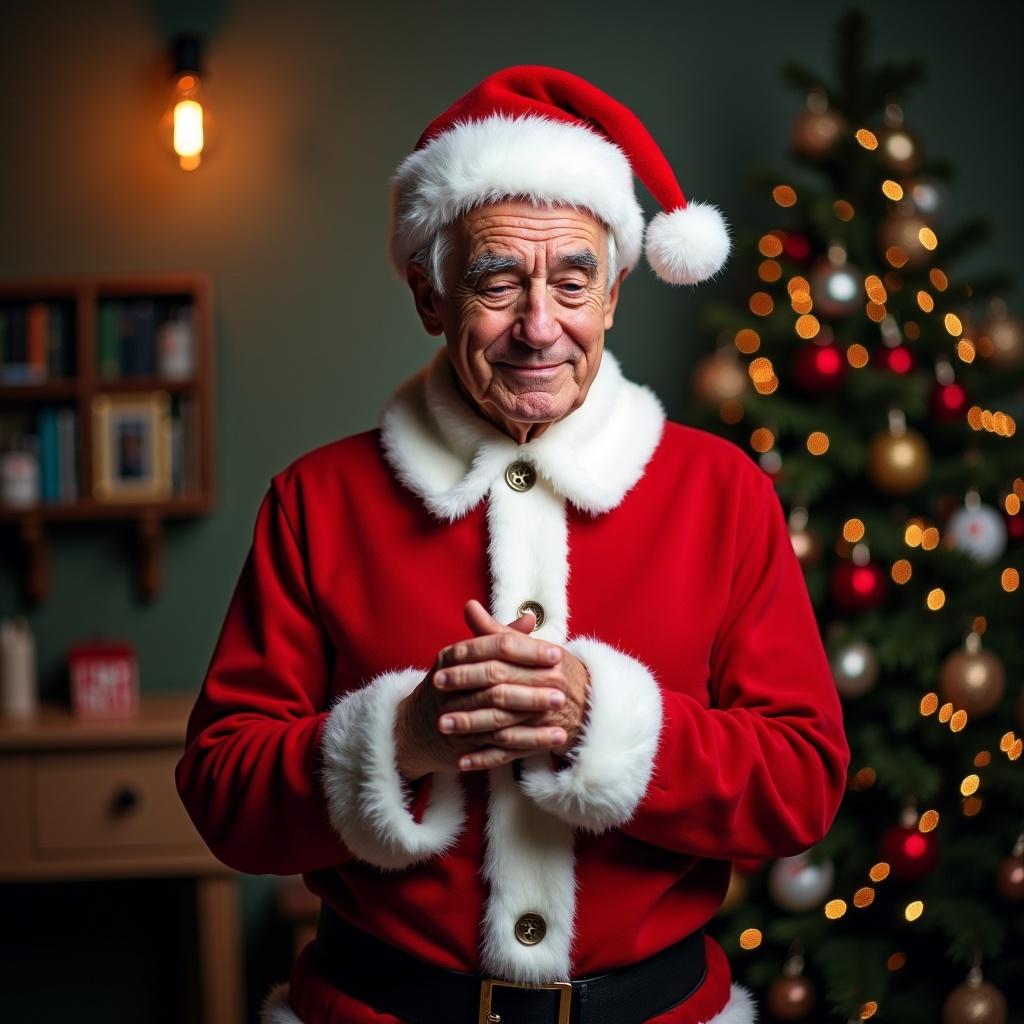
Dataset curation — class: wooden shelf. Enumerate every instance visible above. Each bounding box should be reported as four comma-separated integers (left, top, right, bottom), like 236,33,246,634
0,273,217,603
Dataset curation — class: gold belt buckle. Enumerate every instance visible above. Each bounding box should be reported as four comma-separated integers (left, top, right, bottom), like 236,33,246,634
479,978,572,1024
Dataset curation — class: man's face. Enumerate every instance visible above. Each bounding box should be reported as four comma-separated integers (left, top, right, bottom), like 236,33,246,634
407,199,625,443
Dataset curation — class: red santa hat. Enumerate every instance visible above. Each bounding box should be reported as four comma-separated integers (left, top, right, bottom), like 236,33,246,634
389,64,732,287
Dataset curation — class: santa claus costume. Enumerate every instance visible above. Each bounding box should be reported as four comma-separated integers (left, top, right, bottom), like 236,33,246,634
175,66,850,1024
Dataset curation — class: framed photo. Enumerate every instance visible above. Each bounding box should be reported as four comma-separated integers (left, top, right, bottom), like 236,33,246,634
91,391,172,502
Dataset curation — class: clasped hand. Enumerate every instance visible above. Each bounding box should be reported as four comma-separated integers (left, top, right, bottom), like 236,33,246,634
395,598,590,779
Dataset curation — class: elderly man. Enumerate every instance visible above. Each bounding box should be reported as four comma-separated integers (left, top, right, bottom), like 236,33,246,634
176,66,849,1024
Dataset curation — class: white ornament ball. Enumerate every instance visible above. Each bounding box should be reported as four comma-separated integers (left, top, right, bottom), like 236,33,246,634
947,504,1008,566
831,640,879,698
768,852,835,912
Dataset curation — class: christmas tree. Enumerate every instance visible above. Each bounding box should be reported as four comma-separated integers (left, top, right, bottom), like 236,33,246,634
698,8,1024,1023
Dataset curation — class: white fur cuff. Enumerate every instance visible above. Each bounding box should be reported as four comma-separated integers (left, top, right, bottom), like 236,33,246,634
518,636,663,834
319,668,466,870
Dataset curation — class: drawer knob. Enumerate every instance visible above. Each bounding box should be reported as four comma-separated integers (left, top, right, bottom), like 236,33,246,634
111,785,141,815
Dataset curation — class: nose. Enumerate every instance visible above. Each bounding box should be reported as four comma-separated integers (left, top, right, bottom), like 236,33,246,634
511,280,562,347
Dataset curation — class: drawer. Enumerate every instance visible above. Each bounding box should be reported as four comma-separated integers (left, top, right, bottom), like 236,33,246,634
32,748,205,857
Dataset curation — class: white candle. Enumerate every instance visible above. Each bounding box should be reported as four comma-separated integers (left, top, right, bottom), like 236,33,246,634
1,617,38,719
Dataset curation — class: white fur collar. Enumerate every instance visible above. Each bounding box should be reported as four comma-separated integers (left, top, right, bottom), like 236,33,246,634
378,344,666,521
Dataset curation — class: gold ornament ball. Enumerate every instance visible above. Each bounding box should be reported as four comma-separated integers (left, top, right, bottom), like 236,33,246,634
980,314,1024,369
939,648,1006,717
720,865,749,912
791,108,847,159
878,212,933,270
996,857,1024,901
867,428,930,495
942,979,1007,1024
878,125,923,175
767,975,816,1020
692,352,747,406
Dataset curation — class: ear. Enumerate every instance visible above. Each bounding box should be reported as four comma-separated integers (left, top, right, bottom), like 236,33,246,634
603,266,628,331
406,261,445,337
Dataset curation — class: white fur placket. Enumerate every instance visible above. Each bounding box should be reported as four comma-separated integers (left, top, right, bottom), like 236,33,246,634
377,343,667,982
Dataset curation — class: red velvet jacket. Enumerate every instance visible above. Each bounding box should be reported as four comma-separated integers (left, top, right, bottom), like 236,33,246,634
176,345,850,1024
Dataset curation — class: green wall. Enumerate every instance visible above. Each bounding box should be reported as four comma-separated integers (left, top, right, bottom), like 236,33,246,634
1,1,1021,1019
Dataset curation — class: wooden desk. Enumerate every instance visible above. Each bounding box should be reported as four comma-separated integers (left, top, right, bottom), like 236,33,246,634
0,693,243,1024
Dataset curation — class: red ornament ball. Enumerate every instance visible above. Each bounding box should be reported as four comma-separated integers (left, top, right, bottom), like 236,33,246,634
881,823,940,881
793,343,847,393
1006,510,1024,543
783,234,812,261
930,381,970,422
874,345,916,374
767,974,816,1020
830,562,887,612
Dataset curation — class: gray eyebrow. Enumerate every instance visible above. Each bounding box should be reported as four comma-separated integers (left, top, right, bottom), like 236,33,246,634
464,252,523,285
556,249,600,281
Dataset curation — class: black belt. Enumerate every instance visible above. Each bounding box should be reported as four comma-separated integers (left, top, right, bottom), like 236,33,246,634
312,902,708,1024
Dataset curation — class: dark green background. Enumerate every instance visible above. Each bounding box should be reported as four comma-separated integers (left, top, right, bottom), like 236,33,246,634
1,1,1021,1019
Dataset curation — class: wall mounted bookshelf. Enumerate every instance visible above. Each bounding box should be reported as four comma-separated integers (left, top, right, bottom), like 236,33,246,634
0,273,216,603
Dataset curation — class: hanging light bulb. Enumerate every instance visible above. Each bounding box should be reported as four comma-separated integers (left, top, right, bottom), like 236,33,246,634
160,34,216,171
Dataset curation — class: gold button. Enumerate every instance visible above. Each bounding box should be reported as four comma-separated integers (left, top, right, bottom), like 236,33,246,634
514,912,546,946
505,460,537,492
517,601,545,630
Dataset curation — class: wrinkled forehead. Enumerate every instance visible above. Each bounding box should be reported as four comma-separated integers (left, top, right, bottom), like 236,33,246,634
453,198,609,266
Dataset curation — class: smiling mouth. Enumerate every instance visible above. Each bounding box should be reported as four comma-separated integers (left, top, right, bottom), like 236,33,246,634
501,362,564,371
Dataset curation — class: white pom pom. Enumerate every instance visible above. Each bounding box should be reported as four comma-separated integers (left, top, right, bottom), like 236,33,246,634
644,201,732,285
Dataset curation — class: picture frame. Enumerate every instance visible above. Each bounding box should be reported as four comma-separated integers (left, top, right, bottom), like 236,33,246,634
91,391,172,502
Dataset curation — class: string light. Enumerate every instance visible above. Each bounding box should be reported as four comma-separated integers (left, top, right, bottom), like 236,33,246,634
825,899,848,919
870,862,891,882
795,314,821,338
891,559,912,583
929,268,948,290
887,952,906,971
758,233,784,257
860,1001,879,1019
944,313,963,336
926,588,946,611
735,328,761,353
950,709,968,732
957,339,977,363
885,246,909,268
773,185,798,207
919,227,938,250
847,344,869,368
843,518,866,542
750,292,774,316
938,702,954,723
881,180,903,200
920,693,938,716
904,900,924,921
960,775,980,797
834,199,855,220
855,128,878,149
918,810,939,832
739,928,762,950
759,259,783,282
864,275,887,303
853,886,876,908
916,291,935,313
807,431,830,455
1002,569,1020,592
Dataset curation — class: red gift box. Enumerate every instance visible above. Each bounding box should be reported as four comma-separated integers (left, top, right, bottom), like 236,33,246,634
68,640,140,719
